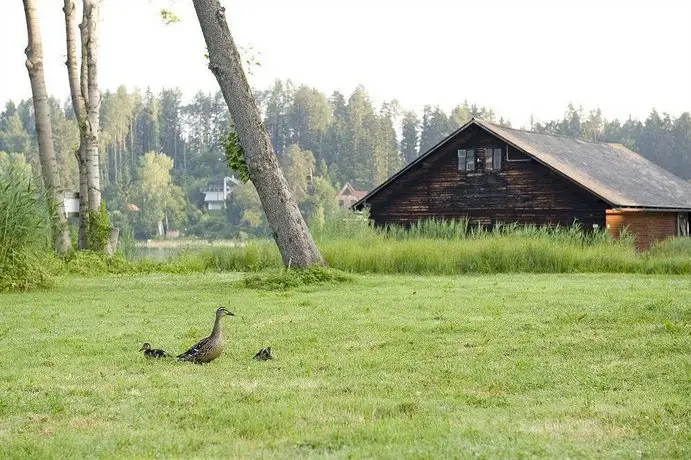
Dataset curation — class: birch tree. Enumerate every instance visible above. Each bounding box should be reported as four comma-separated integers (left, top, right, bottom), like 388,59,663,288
22,0,72,253
191,0,324,268
63,0,104,249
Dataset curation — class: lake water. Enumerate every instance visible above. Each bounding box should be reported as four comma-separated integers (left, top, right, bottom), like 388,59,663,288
133,246,189,261
130,240,248,262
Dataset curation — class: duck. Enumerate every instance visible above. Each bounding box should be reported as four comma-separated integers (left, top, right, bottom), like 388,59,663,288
177,306,235,364
139,342,170,358
253,347,274,361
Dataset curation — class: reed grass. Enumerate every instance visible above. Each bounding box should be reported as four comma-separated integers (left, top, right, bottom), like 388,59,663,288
163,214,691,275
0,167,55,291
56,213,691,277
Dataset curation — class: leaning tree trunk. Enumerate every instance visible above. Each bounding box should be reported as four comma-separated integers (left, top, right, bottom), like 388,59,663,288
191,0,324,268
22,0,72,253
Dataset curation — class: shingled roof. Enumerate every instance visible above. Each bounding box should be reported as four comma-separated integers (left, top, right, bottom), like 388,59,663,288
356,118,691,211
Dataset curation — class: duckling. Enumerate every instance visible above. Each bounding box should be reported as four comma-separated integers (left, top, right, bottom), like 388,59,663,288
253,347,274,361
139,342,170,358
177,306,235,364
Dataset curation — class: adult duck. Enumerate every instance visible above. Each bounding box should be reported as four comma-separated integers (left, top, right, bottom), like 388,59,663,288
177,306,235,364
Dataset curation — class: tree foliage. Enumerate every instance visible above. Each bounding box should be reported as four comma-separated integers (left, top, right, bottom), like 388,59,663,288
282,144,315,203
132,152,186,237
2,79,691,241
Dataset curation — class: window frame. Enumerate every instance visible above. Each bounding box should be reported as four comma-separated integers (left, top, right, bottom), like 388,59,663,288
458,146,502,172
466,148,476,171
457,149,466,171
493,148,502,170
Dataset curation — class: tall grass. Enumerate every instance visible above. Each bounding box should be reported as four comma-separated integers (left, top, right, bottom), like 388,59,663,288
56,212,691,277
184,212,691,275
0,167,55,291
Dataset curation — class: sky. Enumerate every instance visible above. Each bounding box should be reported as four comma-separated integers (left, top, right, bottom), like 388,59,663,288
1,0,690,128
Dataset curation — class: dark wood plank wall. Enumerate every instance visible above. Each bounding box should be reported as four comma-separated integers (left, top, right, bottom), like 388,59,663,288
366,125,608,229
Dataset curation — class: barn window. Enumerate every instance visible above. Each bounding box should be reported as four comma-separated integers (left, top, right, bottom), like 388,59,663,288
493,148,502,169
457,149,466,171
457,149,475,171
459,147,502,172
466,149,475,171
482,148,503,171
484,149,493,170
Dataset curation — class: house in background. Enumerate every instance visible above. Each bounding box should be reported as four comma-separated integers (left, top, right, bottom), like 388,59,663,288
200,175,242,211
337,182,368,208
353,118,691,250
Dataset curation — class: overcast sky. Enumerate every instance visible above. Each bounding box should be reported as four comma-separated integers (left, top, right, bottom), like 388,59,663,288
1,0,689,128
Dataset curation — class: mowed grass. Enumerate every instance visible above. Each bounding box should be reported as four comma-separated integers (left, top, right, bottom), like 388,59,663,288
0,273,689,458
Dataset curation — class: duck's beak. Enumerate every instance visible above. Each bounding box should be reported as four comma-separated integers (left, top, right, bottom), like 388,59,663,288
226,311,235,316
139,346,145,351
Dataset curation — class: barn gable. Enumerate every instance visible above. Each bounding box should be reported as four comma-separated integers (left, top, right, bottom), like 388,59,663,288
355,122,608,229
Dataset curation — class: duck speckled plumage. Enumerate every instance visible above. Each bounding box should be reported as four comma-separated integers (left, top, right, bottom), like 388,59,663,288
139,342,170,358
177,307,234,364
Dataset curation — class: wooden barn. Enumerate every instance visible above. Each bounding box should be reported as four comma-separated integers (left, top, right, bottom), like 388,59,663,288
353,118,691,250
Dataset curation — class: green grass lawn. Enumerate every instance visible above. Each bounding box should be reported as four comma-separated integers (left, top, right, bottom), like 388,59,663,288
1,273,689,458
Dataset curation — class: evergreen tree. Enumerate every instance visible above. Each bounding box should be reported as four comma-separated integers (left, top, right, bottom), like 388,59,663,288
672,113,691,178
288,85,331,161
139,89,161,154
0,106,32,154
372,102,401,184
262,79,292,158
419,105,453,155
344,86,377,188
16,99,36,143
602,119,622,143
400,110,420,165
158,88,183,166
50,97,79,190
324,91,347,182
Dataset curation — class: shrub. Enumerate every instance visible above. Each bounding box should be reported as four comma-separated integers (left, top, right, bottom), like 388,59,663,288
0,167,55,291
237,266,354,291
88,200,112,252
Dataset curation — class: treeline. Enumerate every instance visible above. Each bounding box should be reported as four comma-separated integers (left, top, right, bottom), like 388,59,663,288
531,104,691,180
0,81,504,194
0,81,689,239
258,81,506,190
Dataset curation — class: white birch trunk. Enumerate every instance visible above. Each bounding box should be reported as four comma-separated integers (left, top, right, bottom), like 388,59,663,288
76,140,89,248
63,0,104,250
22,0,72,253
191,0,324,268
64,0,89,247
83,0,101,214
